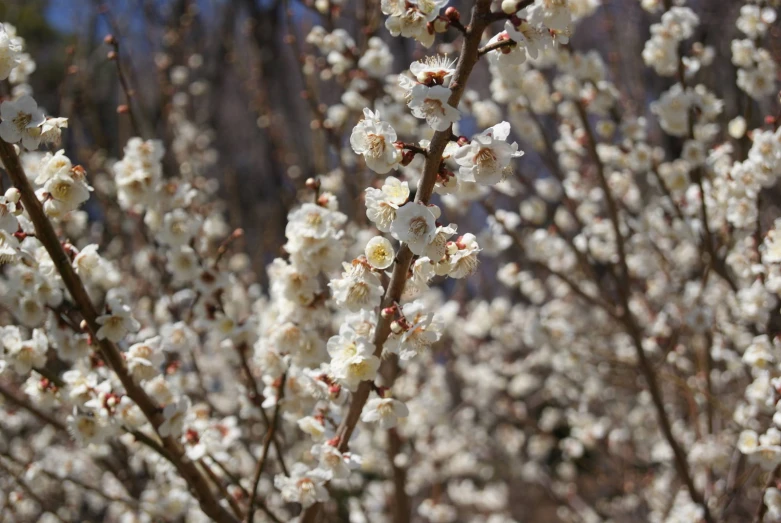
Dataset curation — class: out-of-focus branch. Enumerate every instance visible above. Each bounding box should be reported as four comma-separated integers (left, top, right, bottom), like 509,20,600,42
245,373,287,523
0,382,67,432
754,465,780,523
575,100,714,523
0,458,68,523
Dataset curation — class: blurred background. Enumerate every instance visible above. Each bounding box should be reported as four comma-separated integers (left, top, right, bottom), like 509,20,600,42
0,0,775,283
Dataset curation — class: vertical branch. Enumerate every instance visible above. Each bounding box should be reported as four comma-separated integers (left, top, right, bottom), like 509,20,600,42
575,101,714,523
299,1,494,521
246,373,287,523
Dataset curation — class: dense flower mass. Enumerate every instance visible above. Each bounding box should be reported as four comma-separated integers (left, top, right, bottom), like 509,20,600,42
0,1,780,522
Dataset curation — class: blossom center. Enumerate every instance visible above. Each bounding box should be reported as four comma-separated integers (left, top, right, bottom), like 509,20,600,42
408,216,429,238
12,112,32,132
366,133,386,158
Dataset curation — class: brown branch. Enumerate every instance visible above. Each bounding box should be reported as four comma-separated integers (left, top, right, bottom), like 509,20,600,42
235,342,289,477
0,140,238,523
575,100,714,523
0,458,68,523
104,36,145,139
245,373,287,523
478,37,515,56
0,382,67,432
199,459,244,520
755,465,781,523
0,450,139,511
299,1,496,520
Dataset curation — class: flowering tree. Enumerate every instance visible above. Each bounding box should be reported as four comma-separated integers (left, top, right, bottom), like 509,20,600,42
0,0,780,522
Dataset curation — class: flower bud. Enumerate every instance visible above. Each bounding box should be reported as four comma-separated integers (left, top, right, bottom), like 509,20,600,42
4,187,20,203
445,7,460,22
501,0,518,14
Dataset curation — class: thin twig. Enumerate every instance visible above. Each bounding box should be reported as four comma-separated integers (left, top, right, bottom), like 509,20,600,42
245,373,287,523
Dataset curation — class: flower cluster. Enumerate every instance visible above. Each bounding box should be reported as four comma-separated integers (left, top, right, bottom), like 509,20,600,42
1,0,781,522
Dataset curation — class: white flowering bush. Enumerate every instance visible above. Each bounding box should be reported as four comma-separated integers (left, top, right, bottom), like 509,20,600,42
0,0,781,522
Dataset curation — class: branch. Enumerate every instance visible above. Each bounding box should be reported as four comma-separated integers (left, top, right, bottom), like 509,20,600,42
755,465,781,523
0,458,68,523
478,37,515,56
299,0,496,520
0,382,68,432
575,100,714,523
0,140,239,523
235,342,289,477
245,373,287,523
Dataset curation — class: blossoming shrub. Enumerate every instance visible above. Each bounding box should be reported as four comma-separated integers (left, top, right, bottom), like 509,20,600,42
0,1,780,522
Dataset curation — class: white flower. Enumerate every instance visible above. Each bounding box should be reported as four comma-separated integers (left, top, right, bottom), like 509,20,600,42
328,260,384,312
0,95,46,150
390,202,438,255
113,137,165,210
408,84,460,132
447,233,481,278
286,203,347,242
312,444,360,480
365,236,395,269
764,220,781,263
274,463,330,508
650,85,692,137
298,416,327,441
409,0,449,22
401,256,436,300
454,121,523,185
385,301,443,359
43,172,91,211
501,20,550,62
0,229,19,264
127,336,165,383
361,396,409,429
409,55,456,85
0,24,21,80
365,176,410,232
358,37,394,79
40,117,68,145
0,195,18,234
526,0,572,32
3,326,47,374
159,396,191,438
766,488,781,520
350,108,402,174
68,410,109,446
95,298,141,342
72,244,103,279
35,149,72,185
157,209,202,247
328,326,380,391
